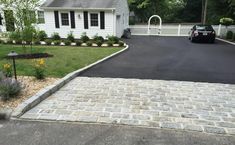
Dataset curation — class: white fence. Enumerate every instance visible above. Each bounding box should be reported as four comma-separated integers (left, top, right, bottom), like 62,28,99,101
130,24,235,37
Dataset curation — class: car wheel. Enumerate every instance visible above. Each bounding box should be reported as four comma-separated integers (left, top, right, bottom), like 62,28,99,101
209,38,215,43
191,37,195,43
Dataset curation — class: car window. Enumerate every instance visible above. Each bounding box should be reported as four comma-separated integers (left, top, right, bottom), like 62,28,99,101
196,25,213,31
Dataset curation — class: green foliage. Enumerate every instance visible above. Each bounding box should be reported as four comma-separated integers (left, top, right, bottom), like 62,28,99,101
64,40,71,46
45,39,52,45
33,39,41,45
81,32,90,43
233,33,235,41
107,40,114,46
21,25,37,44
220,18,234,26
67,32,75,42
2,63,12,77
226,31,233,39
51,32,61,41
38,30,47,41
93,34,104,42
95,40,103,47
0,40,3,44
6,39,13,44
107,36,119,44
0,73,22,101
86,41,93,46
33,59,46,80
118,41,124,47
53,40,61,45
75,40,82,46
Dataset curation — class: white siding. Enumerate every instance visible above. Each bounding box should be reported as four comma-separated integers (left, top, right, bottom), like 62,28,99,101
0,6,6,33
115,0,129,37
37,10,115,39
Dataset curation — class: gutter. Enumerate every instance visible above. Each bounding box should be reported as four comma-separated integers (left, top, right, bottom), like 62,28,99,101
40,7,116,10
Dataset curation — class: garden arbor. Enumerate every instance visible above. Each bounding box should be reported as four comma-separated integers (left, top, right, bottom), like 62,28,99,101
147,15,162,35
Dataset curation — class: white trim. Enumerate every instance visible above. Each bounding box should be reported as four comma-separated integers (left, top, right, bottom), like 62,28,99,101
216,38,235,46
41,7,115,10
59,11,70,27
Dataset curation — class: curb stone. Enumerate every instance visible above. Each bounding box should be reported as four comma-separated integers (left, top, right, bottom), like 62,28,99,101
11,45,129,119
216,38,235,46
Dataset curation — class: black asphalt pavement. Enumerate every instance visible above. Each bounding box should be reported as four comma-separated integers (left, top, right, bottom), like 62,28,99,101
81,36,235,84
0,120,235,145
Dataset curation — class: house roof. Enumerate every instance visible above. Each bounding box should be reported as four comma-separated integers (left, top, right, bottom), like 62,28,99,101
41,0,120,9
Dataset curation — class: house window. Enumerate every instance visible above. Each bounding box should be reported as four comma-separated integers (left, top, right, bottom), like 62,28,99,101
0,13,3,25
90,13,98,27
38,11,45,24
61,13,69,26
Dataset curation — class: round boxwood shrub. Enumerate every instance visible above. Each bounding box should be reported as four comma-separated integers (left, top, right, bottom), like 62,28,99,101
75,40,82,46
226,31,233,39
81,32,89,43
64,40,71,46
86,41,93,46
38,30,47,41
0,39,3,44
96,40,103,47
6,40,13,44
45,39,52,45
53,40,61,45
51,32,61,41
107,35,119,44
67,32,75,42
93,35,104,43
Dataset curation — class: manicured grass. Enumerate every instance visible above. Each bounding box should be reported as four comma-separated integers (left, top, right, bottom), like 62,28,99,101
0,44,122,78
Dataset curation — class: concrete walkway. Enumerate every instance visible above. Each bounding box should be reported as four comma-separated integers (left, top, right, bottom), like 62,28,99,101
21,77,235,135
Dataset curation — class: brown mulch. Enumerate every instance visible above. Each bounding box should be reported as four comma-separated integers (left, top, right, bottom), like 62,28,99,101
0,76,59,110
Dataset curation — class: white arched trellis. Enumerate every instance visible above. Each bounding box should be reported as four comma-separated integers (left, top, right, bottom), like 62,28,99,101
147,15,162,35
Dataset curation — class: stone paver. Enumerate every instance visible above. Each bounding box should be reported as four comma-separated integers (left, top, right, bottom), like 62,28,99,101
21,77,235,135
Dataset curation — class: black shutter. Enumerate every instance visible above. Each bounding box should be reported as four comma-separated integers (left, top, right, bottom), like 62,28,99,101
0,13,2,25
100,11,105,29
70,11,75,29
84,11,88,29
54,11,60,28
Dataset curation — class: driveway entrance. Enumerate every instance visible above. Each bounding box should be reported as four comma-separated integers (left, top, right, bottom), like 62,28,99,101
81,36,235,84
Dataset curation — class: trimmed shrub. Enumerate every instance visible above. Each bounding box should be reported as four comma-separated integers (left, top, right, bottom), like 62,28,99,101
86,41,93,46
232,33,235,41
53,40,61,45
45,39,52,45
107,40,114,47
64,40,71,46
6,40,13,44
96,40,103,47
81,32,89,43
67,32,75,42
0,73,22,101
118,41,124,47
0,39,3,44
38,30,47,41
220,18,234,27
226,31,233,39
93,35,104,42
15,40,22,45
34,39,41,45
51,32,61,41
75,40,82,46
107,35,119,44
9,30,22,43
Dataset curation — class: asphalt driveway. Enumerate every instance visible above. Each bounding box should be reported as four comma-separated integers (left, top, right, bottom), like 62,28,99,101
81,36,235,84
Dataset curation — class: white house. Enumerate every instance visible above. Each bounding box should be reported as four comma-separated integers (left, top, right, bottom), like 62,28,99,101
0,0,129,38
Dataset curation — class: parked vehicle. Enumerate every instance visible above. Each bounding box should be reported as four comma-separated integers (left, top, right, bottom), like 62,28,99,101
189,25,216,43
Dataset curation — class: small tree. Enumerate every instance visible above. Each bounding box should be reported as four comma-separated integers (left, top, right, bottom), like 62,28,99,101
2,0,40,53
220,17,234,37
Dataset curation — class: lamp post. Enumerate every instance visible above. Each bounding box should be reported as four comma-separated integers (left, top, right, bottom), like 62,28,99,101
7,51,18,80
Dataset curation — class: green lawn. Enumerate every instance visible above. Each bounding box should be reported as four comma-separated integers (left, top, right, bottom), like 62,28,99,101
0,44,122,78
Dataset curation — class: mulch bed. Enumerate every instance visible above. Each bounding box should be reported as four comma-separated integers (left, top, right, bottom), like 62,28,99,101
0,76,59,110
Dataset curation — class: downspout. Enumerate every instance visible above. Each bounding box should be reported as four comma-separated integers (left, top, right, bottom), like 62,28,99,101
112,9,116,36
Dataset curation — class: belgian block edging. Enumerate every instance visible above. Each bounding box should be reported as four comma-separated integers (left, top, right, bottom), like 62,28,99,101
11,45,129,118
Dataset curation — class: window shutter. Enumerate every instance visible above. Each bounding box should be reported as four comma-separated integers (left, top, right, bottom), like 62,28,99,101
70,11,75,29
0,13,3,25
84,11,88,29
54,11,60,28
100,11,105,29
